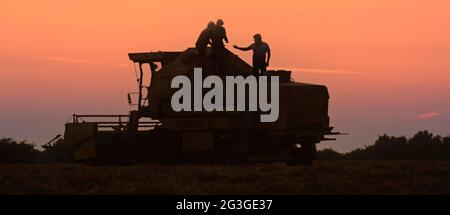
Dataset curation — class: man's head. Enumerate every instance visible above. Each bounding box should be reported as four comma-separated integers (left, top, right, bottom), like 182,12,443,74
217,19,224,26
253,33,262,43
207,21,215,29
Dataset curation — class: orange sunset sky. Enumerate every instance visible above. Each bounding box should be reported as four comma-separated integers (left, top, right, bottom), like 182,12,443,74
1,0,449,152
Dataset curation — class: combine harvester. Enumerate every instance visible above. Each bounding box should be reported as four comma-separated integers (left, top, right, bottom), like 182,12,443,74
60,48,341,165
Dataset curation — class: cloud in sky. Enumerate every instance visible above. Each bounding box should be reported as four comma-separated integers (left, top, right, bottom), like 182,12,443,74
34,56,103,65
272,67,358,74
0,54,103,66
33,58,357,74
1,54,131,68
415,112,441,120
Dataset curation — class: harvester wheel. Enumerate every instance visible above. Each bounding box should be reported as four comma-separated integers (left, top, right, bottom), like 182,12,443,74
289,142,317,165
301,142,317,165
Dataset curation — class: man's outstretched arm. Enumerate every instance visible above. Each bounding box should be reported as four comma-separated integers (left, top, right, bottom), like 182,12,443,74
266,47,271,66
233,44,253,51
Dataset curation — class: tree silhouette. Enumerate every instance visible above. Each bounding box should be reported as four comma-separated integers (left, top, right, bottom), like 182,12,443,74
319,130,450,160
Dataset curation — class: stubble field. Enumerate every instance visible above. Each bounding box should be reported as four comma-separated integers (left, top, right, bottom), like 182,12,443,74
1,161,450,194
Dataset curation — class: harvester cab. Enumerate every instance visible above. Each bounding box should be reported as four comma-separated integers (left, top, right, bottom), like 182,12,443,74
127,51,182,113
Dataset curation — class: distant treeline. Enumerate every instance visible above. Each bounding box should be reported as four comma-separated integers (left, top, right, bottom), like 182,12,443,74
317,131,450,160
0,137,67,163
0,138,39,163
1,130,450,163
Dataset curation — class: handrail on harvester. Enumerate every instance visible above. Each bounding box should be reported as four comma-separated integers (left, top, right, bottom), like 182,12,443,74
70,114,161,130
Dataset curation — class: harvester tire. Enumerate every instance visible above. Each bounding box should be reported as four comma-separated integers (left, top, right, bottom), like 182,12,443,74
289,142,317,165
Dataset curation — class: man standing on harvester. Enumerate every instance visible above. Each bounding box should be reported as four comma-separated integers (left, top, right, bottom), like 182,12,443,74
234,33,271,76
211,19,229,73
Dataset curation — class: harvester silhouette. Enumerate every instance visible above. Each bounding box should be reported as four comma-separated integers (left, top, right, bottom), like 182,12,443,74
60,48,340,165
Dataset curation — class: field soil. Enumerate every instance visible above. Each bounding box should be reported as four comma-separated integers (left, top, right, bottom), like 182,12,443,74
1,161,450,194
